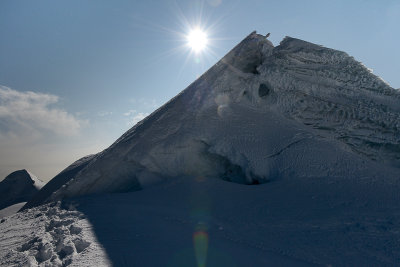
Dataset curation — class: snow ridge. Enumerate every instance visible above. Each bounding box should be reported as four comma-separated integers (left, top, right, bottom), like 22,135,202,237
26,31,400,206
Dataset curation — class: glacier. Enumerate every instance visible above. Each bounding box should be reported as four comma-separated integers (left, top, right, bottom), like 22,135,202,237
1,31,400,266
29,31,400,204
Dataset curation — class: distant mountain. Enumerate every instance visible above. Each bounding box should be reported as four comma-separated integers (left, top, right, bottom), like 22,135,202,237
0,169,44,210
21,154,96,211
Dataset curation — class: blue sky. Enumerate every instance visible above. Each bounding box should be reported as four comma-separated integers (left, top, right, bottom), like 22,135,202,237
1,0,399,180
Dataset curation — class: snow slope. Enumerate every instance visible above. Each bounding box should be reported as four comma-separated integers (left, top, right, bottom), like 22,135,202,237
30,31,400,204
0,169,44,210
2,31,400,266
1,175,400,266
0,202,26,219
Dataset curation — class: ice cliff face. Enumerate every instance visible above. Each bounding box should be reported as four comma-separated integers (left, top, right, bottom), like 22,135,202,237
0,170,44,210
27,31,400,204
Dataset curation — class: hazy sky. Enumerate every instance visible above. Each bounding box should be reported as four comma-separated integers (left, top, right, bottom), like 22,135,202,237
1,0,399,181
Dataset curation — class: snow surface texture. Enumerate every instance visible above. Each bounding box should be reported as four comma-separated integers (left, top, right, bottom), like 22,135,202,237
2,31,400,266
0,169,44,210
33,31,400,203
1,176,400,266
0,202,26,219
0,201,109,266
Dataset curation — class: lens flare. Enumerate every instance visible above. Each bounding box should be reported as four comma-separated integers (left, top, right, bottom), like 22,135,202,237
193,231,209,267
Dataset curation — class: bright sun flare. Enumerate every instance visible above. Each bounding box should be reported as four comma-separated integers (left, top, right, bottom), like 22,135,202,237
187,29,208,53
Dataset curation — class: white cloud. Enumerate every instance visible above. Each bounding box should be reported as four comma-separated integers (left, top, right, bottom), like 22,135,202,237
124,98,158,126
130,112,149,125
123,109,149,126
129,98,159,109
98,111,113,117
0,85,85,138
123,109,136,116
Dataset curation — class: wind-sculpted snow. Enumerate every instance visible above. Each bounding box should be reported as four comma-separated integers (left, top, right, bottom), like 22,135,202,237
32,31,400,203
264,37,400,165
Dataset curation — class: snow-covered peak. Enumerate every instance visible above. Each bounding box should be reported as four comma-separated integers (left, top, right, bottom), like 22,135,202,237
1,169,44,189
0,169,44,210
22,154,96,211
25,170,45,190
28,31,400,205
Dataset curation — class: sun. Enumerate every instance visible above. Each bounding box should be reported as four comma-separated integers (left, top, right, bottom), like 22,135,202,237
187,28,208,53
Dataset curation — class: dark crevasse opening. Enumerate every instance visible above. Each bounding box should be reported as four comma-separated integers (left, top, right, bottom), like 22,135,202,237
244,61,261,74
258,83,272,98
199,140,267,185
